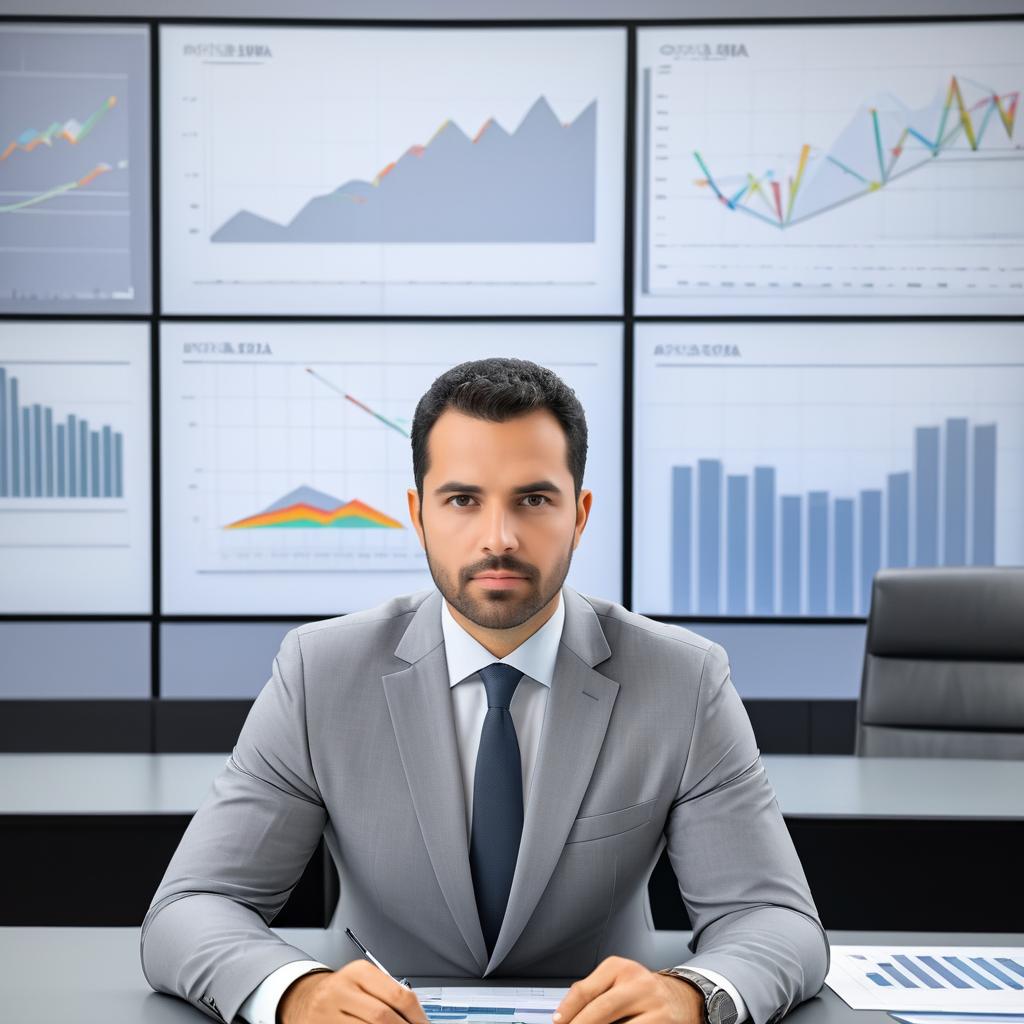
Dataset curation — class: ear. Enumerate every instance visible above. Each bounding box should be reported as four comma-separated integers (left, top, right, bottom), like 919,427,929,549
572,489,593,551
407,488,426,551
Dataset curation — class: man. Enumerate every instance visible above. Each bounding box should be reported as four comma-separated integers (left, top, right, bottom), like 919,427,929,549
141,358,828,1024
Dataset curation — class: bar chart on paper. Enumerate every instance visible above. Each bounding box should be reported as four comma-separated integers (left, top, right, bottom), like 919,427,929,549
160,321,623,614
0,321,151,612
635,21,1024,314
827,945,1024,1011
632,322,1024,618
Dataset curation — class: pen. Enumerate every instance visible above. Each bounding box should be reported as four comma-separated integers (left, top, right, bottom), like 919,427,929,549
345,927,412,989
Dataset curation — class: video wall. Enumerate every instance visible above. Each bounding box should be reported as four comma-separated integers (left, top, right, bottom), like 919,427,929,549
1,18,1021,698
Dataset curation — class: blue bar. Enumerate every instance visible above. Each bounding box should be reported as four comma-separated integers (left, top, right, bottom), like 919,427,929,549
944,956,999,990
808,491,828,615
671,466,693,615
44,406,54,497
114,432,123,498
944,418,967,565
57,424,66,497
67,414,77,497
859,490,882,616
0,367,6,497
102,425,112,497
754,467,775,614
915,426,939,566
727,475,748,614
887,472,910,568
879,963,917,988
893,954,943,989
919,956,970,989
781,496,802,615
22,407,31,496
90,430,100,498
7,373,17,497
698,459,722,614
33,403,43,497
971,958,1023,989
834,498,854,615
972,424,996,565
79,420,89,498
866,973,891,988
995,958,1024,980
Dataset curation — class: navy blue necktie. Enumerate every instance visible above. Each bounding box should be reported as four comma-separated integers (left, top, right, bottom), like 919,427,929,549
469,663,524,957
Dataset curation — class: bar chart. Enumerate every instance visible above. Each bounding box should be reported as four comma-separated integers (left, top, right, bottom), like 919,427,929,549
632,323,1024,618
0,366,125,499
828,944,1024,1011
0,322,151,613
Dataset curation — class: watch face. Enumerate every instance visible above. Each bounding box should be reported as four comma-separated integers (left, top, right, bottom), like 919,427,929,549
708,990,737,1024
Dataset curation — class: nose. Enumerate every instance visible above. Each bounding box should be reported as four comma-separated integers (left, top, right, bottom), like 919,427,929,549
480,503,518,555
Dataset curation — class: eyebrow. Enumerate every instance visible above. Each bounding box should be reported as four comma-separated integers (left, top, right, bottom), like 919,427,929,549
433,480,563,496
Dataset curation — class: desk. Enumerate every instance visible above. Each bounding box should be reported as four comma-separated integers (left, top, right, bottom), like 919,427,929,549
2,753,1023,818
1,928,1021,1024
2,755,1023,930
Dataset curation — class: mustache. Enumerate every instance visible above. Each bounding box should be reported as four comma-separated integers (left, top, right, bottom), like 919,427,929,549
459,555,539,586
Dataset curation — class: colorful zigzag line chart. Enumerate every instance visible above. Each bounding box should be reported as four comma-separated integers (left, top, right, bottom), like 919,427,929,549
636,22,1024,314
692,75,1020,229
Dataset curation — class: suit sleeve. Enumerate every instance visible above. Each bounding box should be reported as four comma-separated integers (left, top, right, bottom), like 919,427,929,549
663,642,830,1024
139,628,330,1023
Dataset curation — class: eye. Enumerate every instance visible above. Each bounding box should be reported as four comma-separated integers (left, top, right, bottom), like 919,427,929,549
446,494,478,508
520,494,550,508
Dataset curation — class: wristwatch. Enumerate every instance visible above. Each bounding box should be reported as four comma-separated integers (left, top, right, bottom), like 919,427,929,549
658,967,739,1024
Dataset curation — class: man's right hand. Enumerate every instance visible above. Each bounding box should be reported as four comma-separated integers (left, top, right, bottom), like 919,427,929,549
278,960,431,1024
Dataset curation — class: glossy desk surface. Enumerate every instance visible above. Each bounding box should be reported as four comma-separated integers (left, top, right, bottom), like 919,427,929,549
2,753,1023,819
1,928,1021,1024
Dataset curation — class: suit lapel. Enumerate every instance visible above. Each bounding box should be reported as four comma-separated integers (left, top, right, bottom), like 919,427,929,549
382,591,489,973
485,588,619,974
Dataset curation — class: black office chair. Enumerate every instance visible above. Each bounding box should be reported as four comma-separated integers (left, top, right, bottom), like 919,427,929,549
856,567,1024,758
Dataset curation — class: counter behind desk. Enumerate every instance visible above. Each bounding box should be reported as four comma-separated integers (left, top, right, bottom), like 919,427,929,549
2,755,1022,930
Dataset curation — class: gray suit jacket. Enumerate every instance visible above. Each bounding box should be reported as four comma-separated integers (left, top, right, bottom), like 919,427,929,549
141,588,828,1024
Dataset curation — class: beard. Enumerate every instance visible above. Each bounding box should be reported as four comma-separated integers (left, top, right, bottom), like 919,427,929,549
424,541,574,630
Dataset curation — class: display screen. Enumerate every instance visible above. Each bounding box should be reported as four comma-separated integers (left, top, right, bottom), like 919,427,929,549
160,321,622,613
0,321,151,612
632,322,1024,617
635,21,1024,314
159,26,625,315
0,23,151,312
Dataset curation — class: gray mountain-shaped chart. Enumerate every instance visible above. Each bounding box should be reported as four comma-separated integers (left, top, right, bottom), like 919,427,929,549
259,485,345,513
211,96,597,244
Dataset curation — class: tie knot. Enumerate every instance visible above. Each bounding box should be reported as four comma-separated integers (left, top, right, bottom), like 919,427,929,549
478,663,523,709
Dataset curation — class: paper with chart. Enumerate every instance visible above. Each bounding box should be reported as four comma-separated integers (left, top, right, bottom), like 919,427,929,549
827,945,1024,1011
413,986,569,1024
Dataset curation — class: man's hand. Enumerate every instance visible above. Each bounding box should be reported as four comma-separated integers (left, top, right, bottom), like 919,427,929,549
553,956,704,1024
278,960,430,1024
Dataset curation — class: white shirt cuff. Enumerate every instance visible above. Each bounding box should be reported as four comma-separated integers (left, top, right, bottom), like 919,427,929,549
676,966,749,1024
237,960,332,1024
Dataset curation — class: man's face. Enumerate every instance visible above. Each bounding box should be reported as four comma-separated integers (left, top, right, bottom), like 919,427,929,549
408,408,591,630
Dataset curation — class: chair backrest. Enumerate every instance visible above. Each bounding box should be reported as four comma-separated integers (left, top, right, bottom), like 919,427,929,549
857,568,1024,758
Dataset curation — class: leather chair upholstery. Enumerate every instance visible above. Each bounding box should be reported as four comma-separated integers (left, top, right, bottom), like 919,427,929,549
857,568,1024,758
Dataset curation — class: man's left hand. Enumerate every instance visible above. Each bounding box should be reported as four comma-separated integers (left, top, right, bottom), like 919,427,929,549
553,956,704,1024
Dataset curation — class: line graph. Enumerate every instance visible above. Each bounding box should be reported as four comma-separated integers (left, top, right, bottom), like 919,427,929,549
693,75,1021,229
0,161,124,214
1,96,118,162
636,21,1024,315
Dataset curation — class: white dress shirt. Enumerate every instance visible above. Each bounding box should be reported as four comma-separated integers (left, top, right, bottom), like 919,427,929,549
238,592,746,1024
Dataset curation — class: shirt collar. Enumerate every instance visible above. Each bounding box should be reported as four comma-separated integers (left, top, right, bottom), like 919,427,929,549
440,590,565,689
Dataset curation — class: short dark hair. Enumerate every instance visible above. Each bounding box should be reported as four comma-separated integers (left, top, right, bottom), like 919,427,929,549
411,357,588,499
